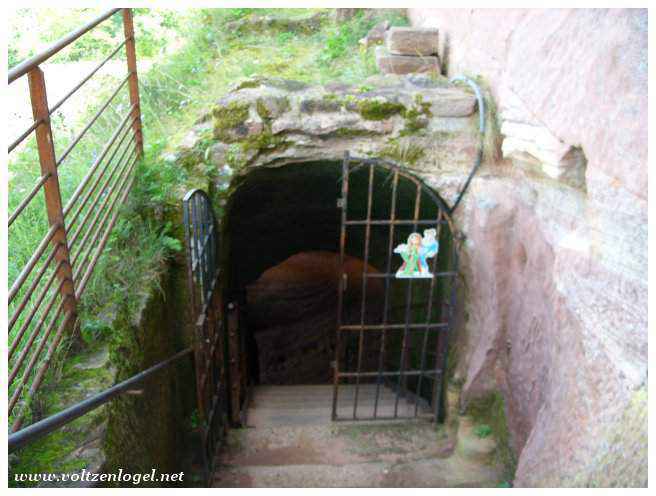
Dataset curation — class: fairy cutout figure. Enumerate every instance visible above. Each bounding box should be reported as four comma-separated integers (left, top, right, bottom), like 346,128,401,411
394,229,439,278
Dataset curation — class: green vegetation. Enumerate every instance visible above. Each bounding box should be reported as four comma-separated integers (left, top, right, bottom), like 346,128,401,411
212,101,251,141
466,392,518,483
380,139,426,165
8,7,416,485
474,424,493,438
356,99,406,121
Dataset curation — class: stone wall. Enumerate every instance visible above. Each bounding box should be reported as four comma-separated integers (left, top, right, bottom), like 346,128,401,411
407,8,647,487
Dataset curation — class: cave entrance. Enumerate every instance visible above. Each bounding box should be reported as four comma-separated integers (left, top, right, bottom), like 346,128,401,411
224,154,457,423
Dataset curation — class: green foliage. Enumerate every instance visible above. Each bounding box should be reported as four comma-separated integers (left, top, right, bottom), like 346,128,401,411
380,139,426,165
8,6,414,474
467,392,518,482
474,424,493,438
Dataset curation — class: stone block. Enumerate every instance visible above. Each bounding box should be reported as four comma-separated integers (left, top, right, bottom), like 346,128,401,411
375,46,440,75
386,27,439,56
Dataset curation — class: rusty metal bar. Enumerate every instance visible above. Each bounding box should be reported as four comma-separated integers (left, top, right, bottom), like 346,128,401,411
122,9,144,157
415,210,443,416
9,278,66,386
8,223,59,303
332,151,350,421
364,271,456,278
8,119,42,154
340,370,441,378
340,323,448,331
55,73,130,168
9,260,64,361
9,293,67,414
345,219,446,226
49,39,128,116
227,302,241,425
374,169,398,418
8,9,120,83
353,164,374,419
68,134,136,253
8,173,51,227
75,154,138,298
70,139,136,268
394,182,422,418
28,67,77,323
65,116,135,238
8,245,61,333
62,102,135,218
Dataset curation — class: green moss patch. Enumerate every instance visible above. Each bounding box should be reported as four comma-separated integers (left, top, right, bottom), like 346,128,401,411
356,99,406,121
212,101,251,142
466,392,517,483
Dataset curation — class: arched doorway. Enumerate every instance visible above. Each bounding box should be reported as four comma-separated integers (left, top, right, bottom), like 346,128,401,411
221,153,457,423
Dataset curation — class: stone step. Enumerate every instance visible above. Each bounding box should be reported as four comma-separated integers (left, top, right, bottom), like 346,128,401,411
218,420,455,469
386,27,439,56
375,46,441,75
246,385,432,427
213,456,500,488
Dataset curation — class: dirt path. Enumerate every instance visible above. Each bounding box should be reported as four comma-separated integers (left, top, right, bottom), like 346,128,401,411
213,385,503,488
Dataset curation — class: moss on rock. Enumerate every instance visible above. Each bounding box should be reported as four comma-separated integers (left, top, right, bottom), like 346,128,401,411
465,391,517,484
212,101,251,142
356,98,406,121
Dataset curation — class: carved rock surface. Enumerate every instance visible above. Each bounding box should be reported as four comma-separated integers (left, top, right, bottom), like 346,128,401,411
246,252,384,385
409,7,647,487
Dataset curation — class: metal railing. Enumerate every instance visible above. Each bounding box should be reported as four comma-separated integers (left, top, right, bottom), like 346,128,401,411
7,8,144,431
183,189,231,484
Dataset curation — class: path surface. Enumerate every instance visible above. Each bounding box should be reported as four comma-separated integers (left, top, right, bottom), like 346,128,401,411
213,385,503,488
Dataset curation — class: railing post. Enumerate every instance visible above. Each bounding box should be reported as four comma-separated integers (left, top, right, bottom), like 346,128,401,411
122,8,143,157
27,67,78,331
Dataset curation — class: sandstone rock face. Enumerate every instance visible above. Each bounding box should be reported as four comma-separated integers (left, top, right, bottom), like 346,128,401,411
169,16,647,482
246,252,384,384
408,8,647,487
375,46,441,75
386,27,439,56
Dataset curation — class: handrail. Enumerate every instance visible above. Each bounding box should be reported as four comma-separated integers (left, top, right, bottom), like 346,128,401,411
8,9,120,83
8,347,194,453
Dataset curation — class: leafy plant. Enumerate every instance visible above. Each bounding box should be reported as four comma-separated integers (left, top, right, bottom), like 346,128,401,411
474,424,493,438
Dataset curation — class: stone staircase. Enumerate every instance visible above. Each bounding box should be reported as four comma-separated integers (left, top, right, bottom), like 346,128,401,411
212,385,503,487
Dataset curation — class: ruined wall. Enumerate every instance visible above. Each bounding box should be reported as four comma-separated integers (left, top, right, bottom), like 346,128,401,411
408,8,647,487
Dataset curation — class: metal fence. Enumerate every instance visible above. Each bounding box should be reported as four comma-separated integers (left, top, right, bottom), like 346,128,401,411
7,8,143,431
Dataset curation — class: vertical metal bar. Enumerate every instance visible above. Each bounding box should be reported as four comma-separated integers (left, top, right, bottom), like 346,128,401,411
394,181,421,418
415,210,442,416
227,302,241,424
332,151,350,421
191,196,203,304
121,8,143,157
183,199,196,317
434,240,459,422
374,169,398,418
353,163,374,419
28,67,77,334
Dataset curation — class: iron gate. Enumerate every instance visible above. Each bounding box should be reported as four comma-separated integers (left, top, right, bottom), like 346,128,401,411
183,189,228,483
332,152,458,422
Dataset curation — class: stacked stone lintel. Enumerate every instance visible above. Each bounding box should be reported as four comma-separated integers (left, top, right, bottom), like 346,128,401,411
376,27,441,74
